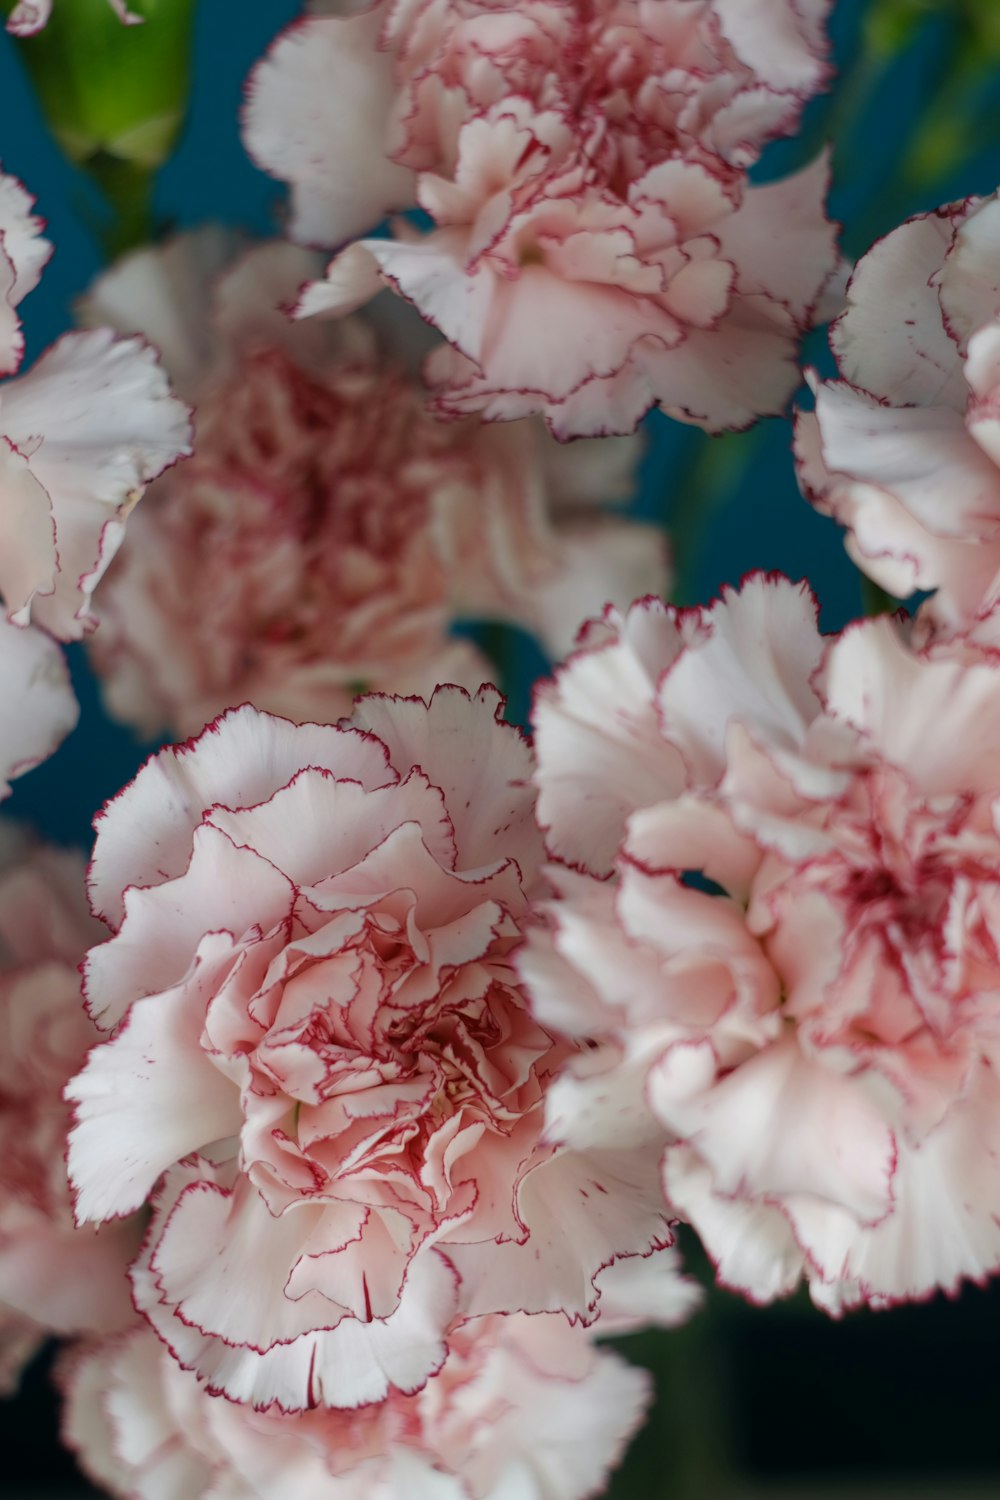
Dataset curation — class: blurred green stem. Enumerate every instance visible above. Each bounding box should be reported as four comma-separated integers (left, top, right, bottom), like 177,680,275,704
860,574,895,617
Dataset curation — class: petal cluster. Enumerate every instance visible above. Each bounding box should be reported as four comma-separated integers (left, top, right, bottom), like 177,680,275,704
84,230,665,736
525,573,1000,1311
0,831,138,1392
0,167,190,640
68,688,675,1410
62,1316,648,1500
797,189,1000,645
245,0,839,437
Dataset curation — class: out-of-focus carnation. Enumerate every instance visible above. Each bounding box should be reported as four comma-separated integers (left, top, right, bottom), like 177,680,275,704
797,189,1000,646
0,616,78,798
82,229,663,736
67,688,676,1410
0,166,190,640
5,0,140,36
62,1316,648,1500
244,0,839,438
523,574,1000,1312
0,830,139,1393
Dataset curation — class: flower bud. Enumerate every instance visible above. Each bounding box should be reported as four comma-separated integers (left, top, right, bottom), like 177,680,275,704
8,0,196,168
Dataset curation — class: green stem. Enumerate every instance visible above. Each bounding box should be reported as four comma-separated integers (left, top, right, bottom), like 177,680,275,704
860,573,896,618
85,152,157,258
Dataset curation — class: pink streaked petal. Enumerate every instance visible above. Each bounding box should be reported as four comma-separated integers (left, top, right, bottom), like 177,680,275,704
650,1035,896,1227
714,0,830,93
533,598,688,875
242,13,415,247
656,574,824,786
445,1145,670,1322
351,685,541,880
86,824,295,1028
831,211,969,407
663,1142,806,1303
0,437,56,619
89,706,394,929
937,193,1000,353
719,153,838,324
1,330,192,638
205,766,455,889
810,377,1000,539
67,948,244,1223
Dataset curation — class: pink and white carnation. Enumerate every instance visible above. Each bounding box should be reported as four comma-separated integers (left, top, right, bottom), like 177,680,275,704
82,229,663,736
61,1314,648,1500
796,188,1000,646
244,0,839,438
67,687,675,1411
0,831,139,1393
6,0,140,35
524,573,1000,1313
0,167,190,640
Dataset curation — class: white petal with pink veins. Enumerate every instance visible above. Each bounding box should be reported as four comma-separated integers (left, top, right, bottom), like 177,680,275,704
243,12,415,248
68,943,245,1222
663,1142,806,1303
445,1145,671,1322
810,377,1000,538
719,155,838,322
0,617,77,796
806,1063,1000,1311
0,329,191,638
133,1171,459,1410
0,170,50,373
715,0,830,93
85,825,295,1028
351,685,541,879
656,574,824,786
533,599,689,875
89,706,394,928
831,212,969,407
205,767,455,888
937,194,1000,351
652,1036,895,1226
819,616,1000,796
0,438,56,624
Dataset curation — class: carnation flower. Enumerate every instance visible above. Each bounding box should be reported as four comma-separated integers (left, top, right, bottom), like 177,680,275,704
6,0,140,36
67,688,674,1410
796,189,1000,646
524,574,1000,1312
82,229,663,736
244,0,839,438
0,167,190,640
62,1315,648,1500
0,830,138,1393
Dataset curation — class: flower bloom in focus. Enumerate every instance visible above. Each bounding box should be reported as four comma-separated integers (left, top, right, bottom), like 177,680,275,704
244,0,839,438
83,229,664,736
5,0,140,35
797,188,1000,646
0,831,138,1392
67,688,674,1410
523,573,1000,1312
0,167,190,640
62,1315,648,1499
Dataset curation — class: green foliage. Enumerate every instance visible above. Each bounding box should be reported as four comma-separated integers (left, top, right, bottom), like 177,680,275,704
4,0,196,167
